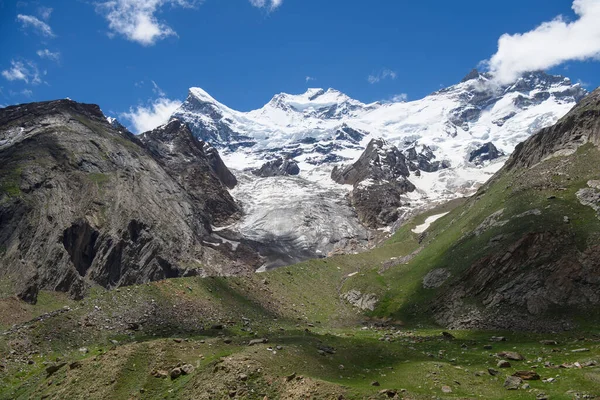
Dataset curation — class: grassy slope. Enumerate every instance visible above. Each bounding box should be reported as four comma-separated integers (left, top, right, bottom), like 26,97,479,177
2,146,600,398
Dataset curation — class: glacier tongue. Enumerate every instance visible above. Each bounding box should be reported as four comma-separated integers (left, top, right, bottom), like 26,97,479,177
229,169,370,271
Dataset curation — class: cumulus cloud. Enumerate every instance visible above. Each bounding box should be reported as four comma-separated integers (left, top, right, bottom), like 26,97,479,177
37,49,60,62
1,60,42,85
17,14,55,37
249,0,283,10
121,97,182,133
485,0,600,84
96,0,198,46
305,76,315,82
368,68,397,84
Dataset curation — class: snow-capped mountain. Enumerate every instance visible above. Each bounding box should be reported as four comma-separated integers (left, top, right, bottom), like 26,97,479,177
169,70,586,269
172,70,585,198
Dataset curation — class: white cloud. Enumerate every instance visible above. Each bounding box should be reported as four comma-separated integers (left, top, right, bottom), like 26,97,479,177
390,93,408,102
38,7,53,21
17,14,55,37
121,97,182,133
305,76,315,82
485,0,600,84
37,49,60,62
368,68,397,84
151,80,166,96
96,0,199,46
21,89,33,97
249,0,283,10
1,60,42,85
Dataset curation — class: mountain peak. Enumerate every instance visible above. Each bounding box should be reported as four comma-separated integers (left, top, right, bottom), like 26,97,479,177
188,87,221,104
461,68,482,83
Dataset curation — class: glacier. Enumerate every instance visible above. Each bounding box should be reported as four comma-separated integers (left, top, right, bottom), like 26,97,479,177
170,70,587,269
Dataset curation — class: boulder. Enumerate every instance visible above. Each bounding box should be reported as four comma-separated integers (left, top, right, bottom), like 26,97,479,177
512,371,540,380
504,376,523,390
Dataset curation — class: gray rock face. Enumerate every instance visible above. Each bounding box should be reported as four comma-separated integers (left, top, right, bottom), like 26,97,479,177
422,268,451,289
506,87,600,171
432,231,600,331
252,157,300,177
404,144,451,173
0,100,253,302
469,142,504,165
341,289,378,311
331,138,416,228
331,138,411,185
141,119,239,223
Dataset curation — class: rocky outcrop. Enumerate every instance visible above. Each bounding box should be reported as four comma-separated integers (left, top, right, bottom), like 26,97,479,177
252,157,300,177
468,142,504,165
332,138,411,185
432,231,600,331
342,289,378,311
404,144,451,173
505,87,600,171
331,138,415,228
0,100,253,302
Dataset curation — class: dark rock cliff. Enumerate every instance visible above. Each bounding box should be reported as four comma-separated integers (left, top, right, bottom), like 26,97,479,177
0,100,250,302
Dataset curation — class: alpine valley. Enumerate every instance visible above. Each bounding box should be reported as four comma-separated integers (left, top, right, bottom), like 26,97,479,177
1,70,600,400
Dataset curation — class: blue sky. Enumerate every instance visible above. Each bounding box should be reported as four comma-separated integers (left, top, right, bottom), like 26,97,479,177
1,0,599,132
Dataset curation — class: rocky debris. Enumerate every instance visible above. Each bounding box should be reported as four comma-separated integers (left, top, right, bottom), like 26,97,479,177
488,368,499,376
571,348,590,353
497,360,511,368
513,371,540,380
540,340,558,345
468,142,504,165
503,375,523,390
422,268,451,289
490,336,506,342
371,381,380,387
497,351,525,361
441,385,452,393
252,157,300,177
341,290,378,311
248,338,268,346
